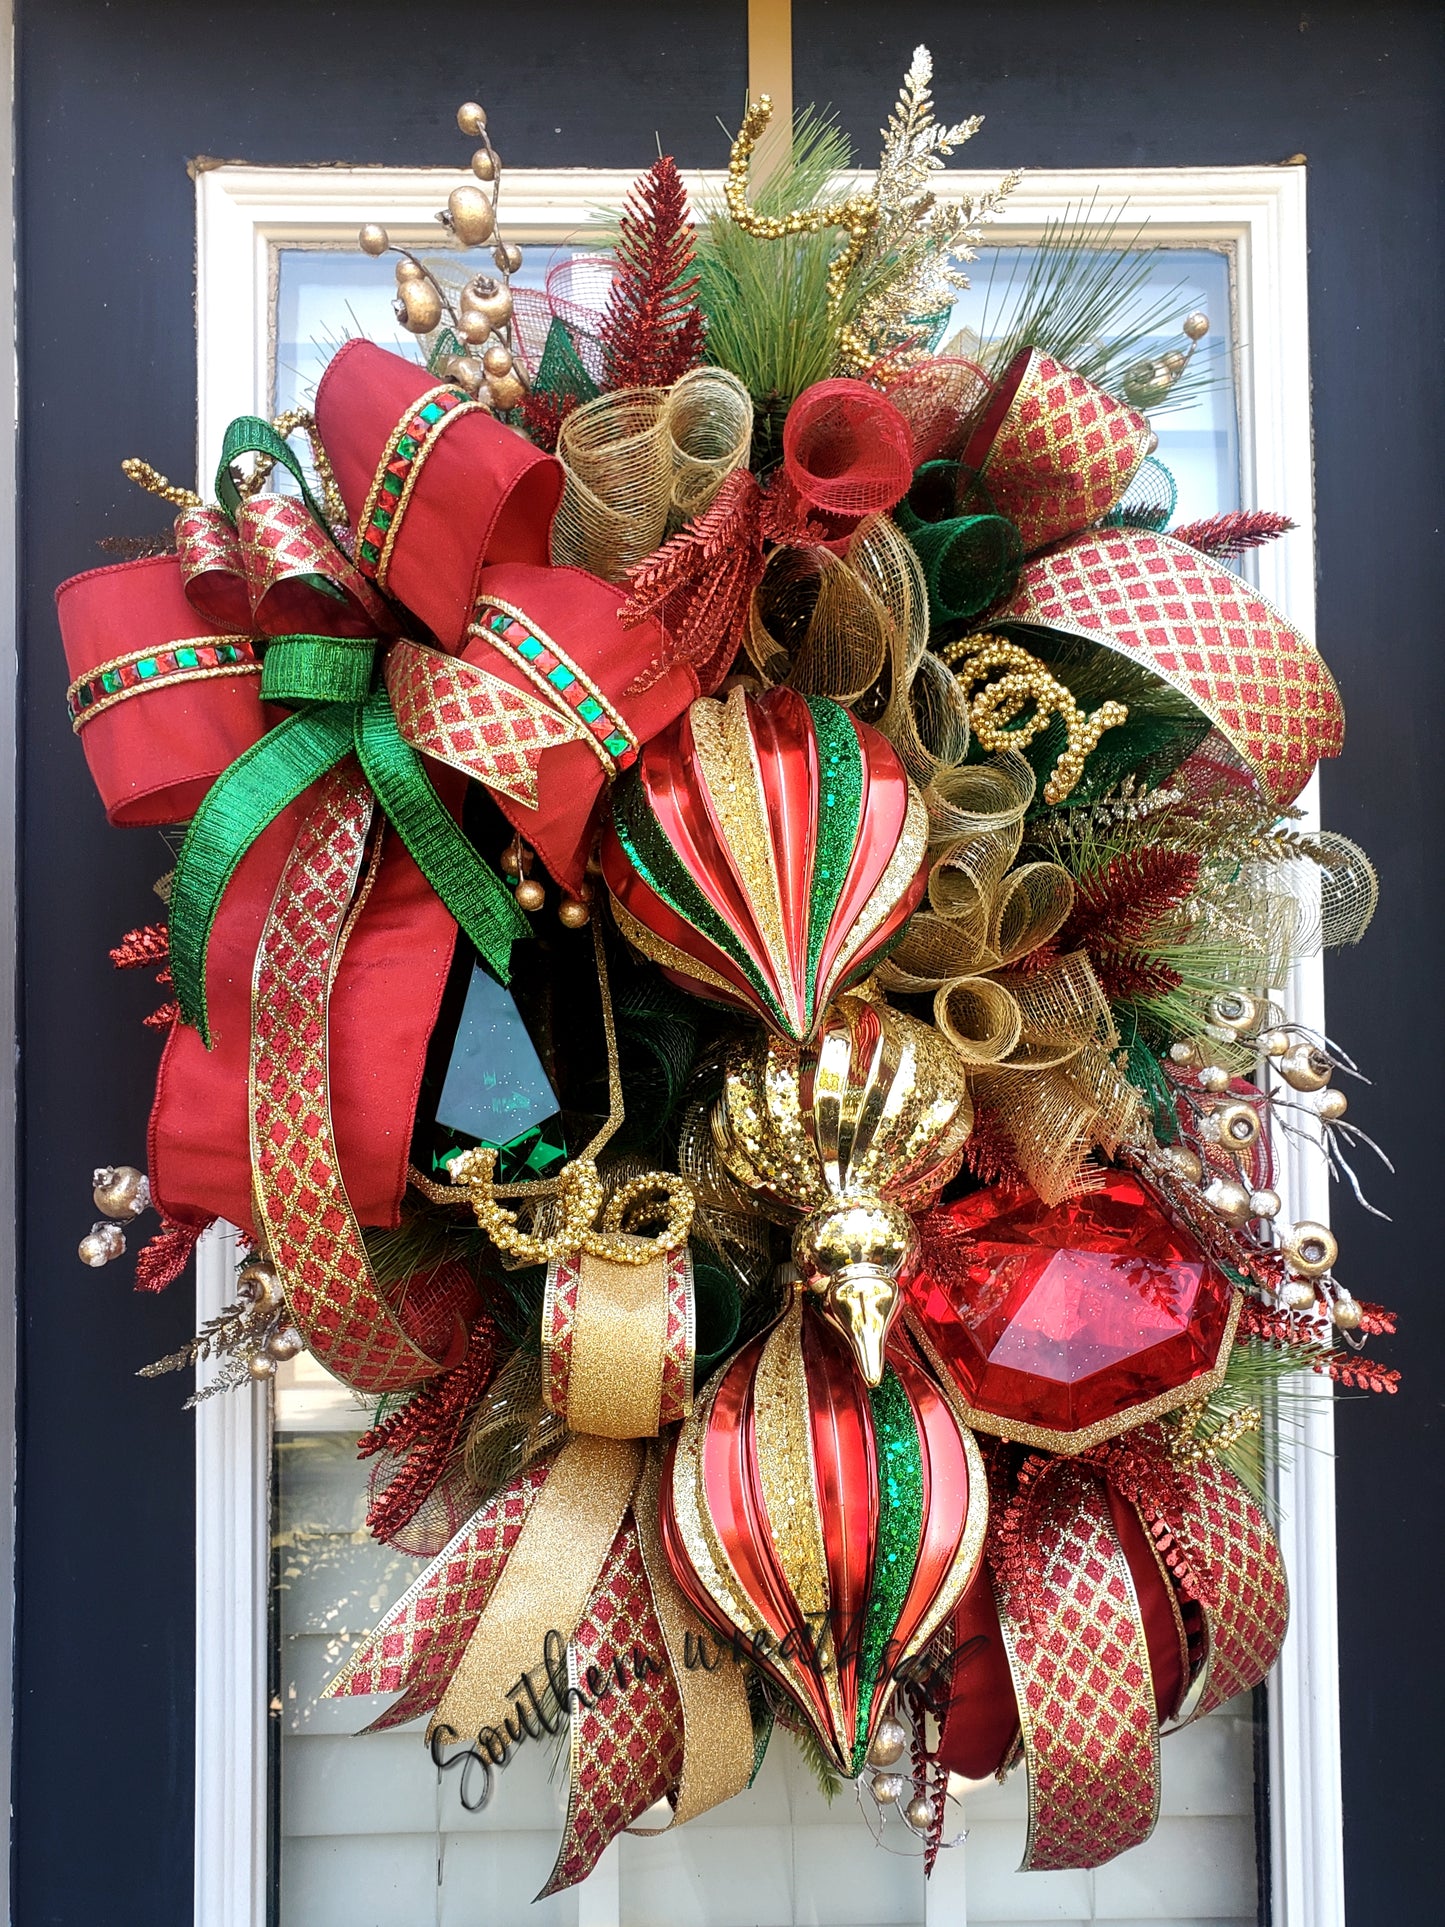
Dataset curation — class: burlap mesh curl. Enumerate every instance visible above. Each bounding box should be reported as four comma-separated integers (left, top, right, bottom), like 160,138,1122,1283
872,747,1138,1199
552,367,753,580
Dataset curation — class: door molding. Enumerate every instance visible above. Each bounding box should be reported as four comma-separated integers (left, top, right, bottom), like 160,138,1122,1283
192,158,1339,1927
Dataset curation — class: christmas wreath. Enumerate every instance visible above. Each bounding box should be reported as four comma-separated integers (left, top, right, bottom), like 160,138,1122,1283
60,50,1393,1887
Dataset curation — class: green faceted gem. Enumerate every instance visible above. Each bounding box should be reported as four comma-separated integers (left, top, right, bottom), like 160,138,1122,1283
577,696,604,724
174,648,199,668
419,401,444,424
136,657,159,679
517,635,543,661
396,434,419,459
359,540,381,564
101,670,123,693
547,665,576,692
604,733,630,757
381,471,403,497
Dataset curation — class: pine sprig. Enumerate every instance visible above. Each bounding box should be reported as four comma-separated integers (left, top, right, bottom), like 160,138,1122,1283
599,157,705,392
1172,510,1295,561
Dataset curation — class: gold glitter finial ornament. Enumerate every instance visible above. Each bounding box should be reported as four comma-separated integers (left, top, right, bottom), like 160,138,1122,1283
713,995,972,1384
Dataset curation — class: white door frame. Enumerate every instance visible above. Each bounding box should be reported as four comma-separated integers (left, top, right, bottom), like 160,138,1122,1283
191,158,1340,1927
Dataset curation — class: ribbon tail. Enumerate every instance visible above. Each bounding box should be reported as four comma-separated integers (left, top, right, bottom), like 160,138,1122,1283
169,705,353,1043
355,689,530,983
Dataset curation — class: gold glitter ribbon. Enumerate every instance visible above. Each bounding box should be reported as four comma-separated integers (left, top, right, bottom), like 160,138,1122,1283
541,1242,693,1438
634,1448,756,1827
430,1433,643,1747
995,1465,1161,1871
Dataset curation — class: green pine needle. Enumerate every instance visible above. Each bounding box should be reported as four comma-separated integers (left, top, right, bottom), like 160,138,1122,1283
694,110,864,426
950,198,1222,406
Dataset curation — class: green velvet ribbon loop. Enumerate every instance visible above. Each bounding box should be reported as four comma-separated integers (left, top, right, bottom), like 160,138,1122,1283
895,460,1025,628
215,415,333,535
170,706,355,1044
353,690,530,981
171,676,529,1047
261,632,379,706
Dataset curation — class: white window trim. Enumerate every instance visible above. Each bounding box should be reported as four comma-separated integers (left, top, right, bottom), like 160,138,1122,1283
192,159,1340,1927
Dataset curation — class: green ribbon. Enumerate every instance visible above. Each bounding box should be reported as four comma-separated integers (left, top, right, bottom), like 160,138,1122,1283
170,648,529,1046
215,415,334,535
895,460,1024,629
168,412,533,1045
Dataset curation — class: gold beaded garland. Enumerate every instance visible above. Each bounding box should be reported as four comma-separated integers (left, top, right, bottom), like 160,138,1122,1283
939,634,1127,804
724,96,880,370
447,1152,695,1266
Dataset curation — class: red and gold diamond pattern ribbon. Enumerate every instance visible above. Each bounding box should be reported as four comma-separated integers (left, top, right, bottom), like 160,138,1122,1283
237,493,392,633
994,1465,1160,1871
965,349,1151,553
1178,1455,1289,1718
540,1251,581,1419
325,1462,550,1727
997,528,1344,805
384,638,582,809
659,1244,694,1426
249,764,445,1394
541,1516,686,1896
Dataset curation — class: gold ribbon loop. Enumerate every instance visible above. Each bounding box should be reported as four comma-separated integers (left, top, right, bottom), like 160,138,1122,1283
542,1241,695,1437
430,1433,643,1746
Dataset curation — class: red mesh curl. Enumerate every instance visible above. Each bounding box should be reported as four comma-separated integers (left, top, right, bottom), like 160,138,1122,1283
392,1259,483,1373
780,379,914,523
881,357,991,467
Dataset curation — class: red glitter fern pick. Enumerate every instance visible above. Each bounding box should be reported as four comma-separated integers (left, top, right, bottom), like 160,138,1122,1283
134,1216,204,1293
1055,849,1201,1000
358,1315,498,1544
1171,511,1295,561
621,467,765,692
599,156,706,392
519,386,580,455
110,922,169,970
1060,849,1202,954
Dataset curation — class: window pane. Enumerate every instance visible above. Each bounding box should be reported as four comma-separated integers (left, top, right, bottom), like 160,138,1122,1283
269,238,1262,1927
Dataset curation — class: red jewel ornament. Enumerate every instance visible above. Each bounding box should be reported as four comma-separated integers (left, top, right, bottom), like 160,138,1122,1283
907,1172,1239,1453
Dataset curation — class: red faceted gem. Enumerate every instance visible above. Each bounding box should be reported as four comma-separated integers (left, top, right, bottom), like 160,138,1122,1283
908,1172,1236,1450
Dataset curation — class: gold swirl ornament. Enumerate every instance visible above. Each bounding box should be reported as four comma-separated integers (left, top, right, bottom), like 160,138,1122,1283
713,994,972,1383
